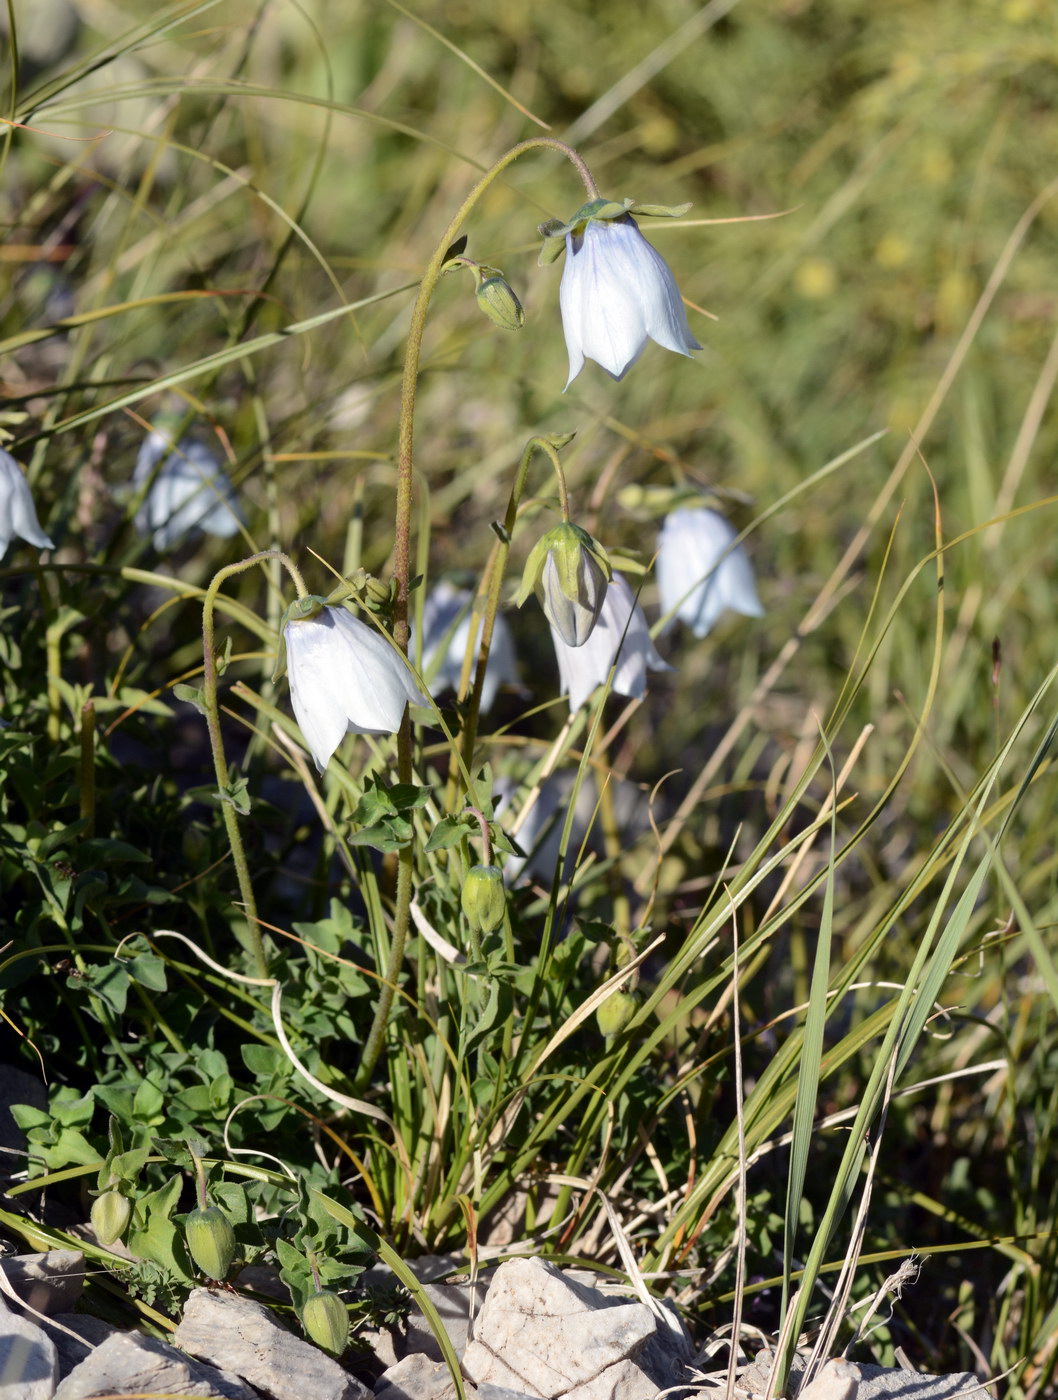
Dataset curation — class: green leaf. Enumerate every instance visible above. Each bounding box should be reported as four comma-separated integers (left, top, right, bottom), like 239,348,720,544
424,815,468,852
173,683,206,715
75,962,130,1016
218,777,251,815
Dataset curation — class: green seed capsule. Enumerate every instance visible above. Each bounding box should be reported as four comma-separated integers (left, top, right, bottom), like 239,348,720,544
91,1189,131,1245
461,864,506,933
596,990,637,1039
302,1290,349,1356
185,1205,237,1281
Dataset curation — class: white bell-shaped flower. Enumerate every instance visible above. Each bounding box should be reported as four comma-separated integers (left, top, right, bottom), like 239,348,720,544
560,215,701,389
418,580,519,712
284,604,430,771
133,430,242,552
656,507,763,639
551,573,671,712
0,448,54,561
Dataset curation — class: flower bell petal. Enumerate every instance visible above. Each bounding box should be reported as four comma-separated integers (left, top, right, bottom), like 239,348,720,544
551,573,672,712
417,580,519,712
0,448,54,560
559,215,701,389
284,606,429,771
656,507,764,639
133,430,243,552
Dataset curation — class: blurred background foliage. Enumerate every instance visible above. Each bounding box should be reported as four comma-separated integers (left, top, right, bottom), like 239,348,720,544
2,0,1058,1389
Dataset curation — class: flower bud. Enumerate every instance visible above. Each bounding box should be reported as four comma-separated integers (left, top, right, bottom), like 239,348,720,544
476,274,524,331
596,990,637,1039
184,1205,237,1281
91,1189,132,1245
302,1290,349,1356
517,521,612,647
461,864,506,933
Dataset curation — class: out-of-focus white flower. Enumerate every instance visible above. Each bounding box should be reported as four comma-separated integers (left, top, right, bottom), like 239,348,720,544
133,430,242,551
558,212,701,389
0,447,54,561
656,507,763,639
551,573,671,711
284,601,429,771
418,579,518,712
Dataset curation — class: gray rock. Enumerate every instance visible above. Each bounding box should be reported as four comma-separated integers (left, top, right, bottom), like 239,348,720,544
462,1257,671,1400
53,1330,259,1400
0,1293,59,1400
741,1355,995,1400
38,1313,119,1381
0,1253,85,1317
403,1281,476,1362
175,1287,371,1400
373,1352,462,1400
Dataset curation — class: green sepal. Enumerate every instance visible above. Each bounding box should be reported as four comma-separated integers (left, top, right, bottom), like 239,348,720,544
627,201,692,218
516,521,612,609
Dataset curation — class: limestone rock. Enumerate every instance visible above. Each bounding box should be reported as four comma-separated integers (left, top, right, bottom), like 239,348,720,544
0,1294,59,1400
53,1330,259,1400
38,1313,118,1381
373,1352,460,1400
0,1253,85,1318
175,1287,371,1400
462,1257,677,1400
740,1354,995,1400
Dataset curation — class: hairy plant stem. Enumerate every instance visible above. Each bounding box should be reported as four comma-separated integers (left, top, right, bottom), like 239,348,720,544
202,549,307,979
448,435,569,813
355,140,597,1092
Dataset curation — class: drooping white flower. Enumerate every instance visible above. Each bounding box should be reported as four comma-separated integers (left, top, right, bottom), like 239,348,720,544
656,507,763,639
418,580,518,712
0,448,54,561
551,573,672,712
516,520,612,648
559,214,701,389
133,430,242,552
284,603,430,771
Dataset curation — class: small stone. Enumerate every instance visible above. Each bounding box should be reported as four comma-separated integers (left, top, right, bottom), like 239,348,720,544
373,1352,461,1400
0,1294,59,1400
175,1287,371,1400
0,1253,85,1317
798,1360,861,1400
462,1257,666,1399
53,1330,259,1400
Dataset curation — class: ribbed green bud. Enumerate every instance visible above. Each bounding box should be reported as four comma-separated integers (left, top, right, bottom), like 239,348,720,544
302,1290,349,1356
185,1205,237,1281
596,991,637,1039
461,864,506,933
475,273,524,331
91,1189,131,1245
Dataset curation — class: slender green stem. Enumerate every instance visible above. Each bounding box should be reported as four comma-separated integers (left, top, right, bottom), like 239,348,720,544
464,805,492,864
355,140,596,1092
392,138,597,655
201,550,308,979
453,436,565,794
